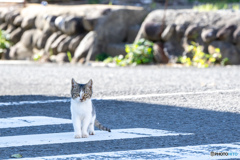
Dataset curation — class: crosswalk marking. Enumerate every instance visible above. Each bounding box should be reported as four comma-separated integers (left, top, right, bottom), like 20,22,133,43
1,89,239,107
9,142,240,160
0,128,193,148
0,116,72,128
0,99,69,107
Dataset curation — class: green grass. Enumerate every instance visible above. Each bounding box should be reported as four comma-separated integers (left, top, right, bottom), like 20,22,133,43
193,3,240,11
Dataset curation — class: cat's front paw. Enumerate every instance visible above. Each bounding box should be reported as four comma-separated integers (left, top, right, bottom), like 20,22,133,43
74,134,82,139
89,131,95,135
82,133,89,138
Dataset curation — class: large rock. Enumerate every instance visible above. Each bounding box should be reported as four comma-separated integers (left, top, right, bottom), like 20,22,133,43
57,36,72,53
143,22,163,41
233,26,240,44
106,43,127,57
10,28,24,44
135,10,179,42
55,52,69,63
0,23,8,30
163,29,184,57
62,16,85,35
161,24,175,41
127,25,140,43
184,25,202,40
36,30,52,49
82,8,112,31
86,8,148,61
153,42,169,63
21,16,36,30
54,16,65,32
68,34,85,53
9,42,32,60
55,15,86,35
35,15,45,30
19,29,36,49
13,15,23,27
201,28,217,43
43,15,57,32
216,24,236,42
175,24,187,38
44,32,62,54
0,11,7,22
5,11,20,25
5,24,16,34
208,41,240,64
73,31,96,62
32,29,44,48
50,34,68,55
1,48,10,60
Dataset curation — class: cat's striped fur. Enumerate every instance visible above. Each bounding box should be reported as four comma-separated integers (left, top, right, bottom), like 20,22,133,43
70,78,110,138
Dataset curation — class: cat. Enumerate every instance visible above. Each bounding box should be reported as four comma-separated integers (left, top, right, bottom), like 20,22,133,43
70,78,111,139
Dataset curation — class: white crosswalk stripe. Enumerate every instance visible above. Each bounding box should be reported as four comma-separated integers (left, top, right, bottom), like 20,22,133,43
10,143,240,160
0,116,72,128
0,116,193,148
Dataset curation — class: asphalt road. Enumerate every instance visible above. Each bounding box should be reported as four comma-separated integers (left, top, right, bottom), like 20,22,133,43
0,61,240,159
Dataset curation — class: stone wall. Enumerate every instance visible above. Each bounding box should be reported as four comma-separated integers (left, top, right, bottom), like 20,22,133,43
1,5,240,64
135,9,240,64
0,4,147,63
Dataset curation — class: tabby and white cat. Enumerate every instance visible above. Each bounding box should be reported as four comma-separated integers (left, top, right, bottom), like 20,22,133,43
70,78,111,138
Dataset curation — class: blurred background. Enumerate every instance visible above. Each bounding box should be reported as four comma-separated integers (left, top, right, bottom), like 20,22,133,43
0,0,240,67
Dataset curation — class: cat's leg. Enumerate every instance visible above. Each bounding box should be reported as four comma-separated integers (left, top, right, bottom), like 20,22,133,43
88,122,95,135
72,115,82,138
82,117,91,138
88,117,95,135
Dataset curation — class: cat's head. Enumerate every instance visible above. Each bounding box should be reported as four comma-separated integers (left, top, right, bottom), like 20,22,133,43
71,78,93,102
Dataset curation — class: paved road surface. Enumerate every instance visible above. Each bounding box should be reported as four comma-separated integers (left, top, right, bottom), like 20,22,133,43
0,62,240,159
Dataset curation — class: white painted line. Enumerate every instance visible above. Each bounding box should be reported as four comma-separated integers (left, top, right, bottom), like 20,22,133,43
15,142,240,160
98,89,240,100
0,99,69,106
0,128,193,148
1,89,239,107
0,116,72,129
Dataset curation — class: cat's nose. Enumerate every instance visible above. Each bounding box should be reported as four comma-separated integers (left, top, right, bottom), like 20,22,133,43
80,99,83,102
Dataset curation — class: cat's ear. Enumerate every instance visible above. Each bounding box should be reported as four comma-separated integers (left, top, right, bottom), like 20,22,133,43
71,78,77,88
86,79,93,88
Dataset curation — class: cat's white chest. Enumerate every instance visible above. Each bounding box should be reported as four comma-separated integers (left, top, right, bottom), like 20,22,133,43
70,99,92,117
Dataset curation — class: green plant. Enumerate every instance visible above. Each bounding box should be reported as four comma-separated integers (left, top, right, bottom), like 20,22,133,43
33,52,42,61
193,3,240,11
95,52,110,61
67,51,72,62
104,38,154,66
0,30,11,56
179,42,228,68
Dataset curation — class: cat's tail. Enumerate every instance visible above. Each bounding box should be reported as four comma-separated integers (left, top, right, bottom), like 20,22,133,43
94,119,111,132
